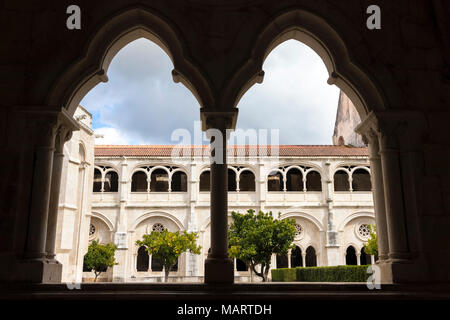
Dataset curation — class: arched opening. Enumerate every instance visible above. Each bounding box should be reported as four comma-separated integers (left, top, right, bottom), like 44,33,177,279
236,259,248,272
334,170,350,191
268,171,283,191
239,170,255,192
104,171,119,192
131,171,147,192
29,6,396,287
93,168,102,192
290,246,303,268
286,168,303,191
136,246,149,272
276,254,289,269
360,247,370,265
345,246,357,266
228,169,237,191
150,169,169,192
151,256,164,272
199,170,210,192
306,171,322,191
171,171,187,192
305,246,317,267
352,169,372,191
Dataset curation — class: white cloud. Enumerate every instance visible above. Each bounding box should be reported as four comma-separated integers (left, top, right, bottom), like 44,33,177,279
81,38,340,146
94,127,132,145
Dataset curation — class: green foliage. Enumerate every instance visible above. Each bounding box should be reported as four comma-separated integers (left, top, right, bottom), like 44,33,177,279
83,240,118,282
271,268,297,282
136,229,201,281
271,265,369,282
363,225,378,256
228,209,296,282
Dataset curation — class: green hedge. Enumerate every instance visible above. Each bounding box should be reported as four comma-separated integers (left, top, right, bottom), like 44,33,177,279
271,268,297,282
271,265,369,282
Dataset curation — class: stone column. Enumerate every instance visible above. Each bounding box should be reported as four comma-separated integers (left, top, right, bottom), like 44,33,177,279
324,161,340,266
25,124,57,261
366,132,390,261
202,110,237,284
46,124,76,260
378,132,410,261
18,110,77,283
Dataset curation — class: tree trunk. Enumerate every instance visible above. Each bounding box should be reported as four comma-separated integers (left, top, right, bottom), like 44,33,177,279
94,272,99,283
264,264,270,282
250,263,265,282
261,264,268,282
164,265,171,282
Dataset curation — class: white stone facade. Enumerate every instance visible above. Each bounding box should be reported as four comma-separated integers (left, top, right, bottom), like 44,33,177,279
56,107,375,283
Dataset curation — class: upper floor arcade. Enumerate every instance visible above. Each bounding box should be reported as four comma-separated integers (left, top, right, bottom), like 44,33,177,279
91,145,373,207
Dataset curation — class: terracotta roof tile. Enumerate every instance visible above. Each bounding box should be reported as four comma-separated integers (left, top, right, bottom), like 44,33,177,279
94,145,368,157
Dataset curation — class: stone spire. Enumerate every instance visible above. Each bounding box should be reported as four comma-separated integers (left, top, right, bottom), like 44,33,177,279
332,91,366,147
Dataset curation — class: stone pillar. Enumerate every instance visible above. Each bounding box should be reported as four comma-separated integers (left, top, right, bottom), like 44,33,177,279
18,110,78,283
113,158,129,282
301,253,306,267
46,123,77,260
366,133,390,261
378,133,410,261
201,110,237,284
356,111,427,283
324,161,340,266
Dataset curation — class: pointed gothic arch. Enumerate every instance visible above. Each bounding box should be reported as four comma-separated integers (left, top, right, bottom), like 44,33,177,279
47,7,214,117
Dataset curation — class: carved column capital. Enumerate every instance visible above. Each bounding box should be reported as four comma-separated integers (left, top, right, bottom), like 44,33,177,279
357,111,427,152
200,109,239,131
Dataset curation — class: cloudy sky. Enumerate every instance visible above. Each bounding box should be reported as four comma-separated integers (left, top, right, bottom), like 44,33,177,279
81,38,340,145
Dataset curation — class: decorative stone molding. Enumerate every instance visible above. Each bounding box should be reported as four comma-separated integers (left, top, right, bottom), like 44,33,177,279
200,109,239,131
47,7,214,116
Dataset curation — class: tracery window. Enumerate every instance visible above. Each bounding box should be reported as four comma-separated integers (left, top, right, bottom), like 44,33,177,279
238,170,255,192
352,168,372,191
89,224,96,238
228,169,237,191
357,224,371,239
136,246,149,272
267,171,283,191
131,171,147,192
306,171,322,191
104,171,118,192
345,246,357,265
93,168,102,192
171,171,187,192
152,223,165,232
150,168,169,192
286,168,303,191
334,170,350,191
294,224,303,237
305,246,317,267
290,246,302,268
93,166,119,193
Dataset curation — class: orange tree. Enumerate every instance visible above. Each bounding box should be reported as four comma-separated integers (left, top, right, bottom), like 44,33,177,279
136,229,201,282
228,209,296,282
83,240,118,282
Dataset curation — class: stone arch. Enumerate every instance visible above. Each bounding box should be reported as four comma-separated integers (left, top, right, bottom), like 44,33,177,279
345,245,358,265
90,212,114,232
131,211,184,232
280,212,324,232
78,142,86,162
94,162,120,174
305,245,318,267
223,8,389,119
338,212,375,232
48,6,214,116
